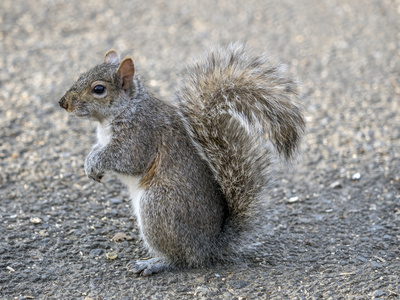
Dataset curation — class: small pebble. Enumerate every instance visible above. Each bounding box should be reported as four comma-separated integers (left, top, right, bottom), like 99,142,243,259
356,256,368,262
383,235,392,240
7,266,15,272
287,196,299,203
30,217,42,224
330,181,342,188
90,249,104,257
106,251,118,260
352,173,361,180
109,198,123,204
371,261,382,268
112,232,133,242
229,280,249,289
374,290,386,297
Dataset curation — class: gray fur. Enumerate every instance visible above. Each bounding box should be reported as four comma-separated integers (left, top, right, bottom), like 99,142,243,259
59,43,305,275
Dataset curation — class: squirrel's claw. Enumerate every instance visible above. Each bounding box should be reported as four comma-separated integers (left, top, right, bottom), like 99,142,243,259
88,173,103,183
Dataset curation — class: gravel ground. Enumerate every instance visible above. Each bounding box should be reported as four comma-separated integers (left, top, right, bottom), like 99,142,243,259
1,0,400,299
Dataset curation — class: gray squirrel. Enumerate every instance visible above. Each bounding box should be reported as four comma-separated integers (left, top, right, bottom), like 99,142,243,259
59,43,305,276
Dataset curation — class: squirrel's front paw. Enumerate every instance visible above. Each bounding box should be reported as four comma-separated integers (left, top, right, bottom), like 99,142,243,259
85,164,104,182
84,155,104,183
87,171,104,183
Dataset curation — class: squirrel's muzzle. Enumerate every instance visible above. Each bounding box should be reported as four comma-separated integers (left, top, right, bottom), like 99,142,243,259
59,96,69,110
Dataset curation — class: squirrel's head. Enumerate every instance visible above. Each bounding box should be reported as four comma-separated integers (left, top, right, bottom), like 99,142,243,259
59,49,135,122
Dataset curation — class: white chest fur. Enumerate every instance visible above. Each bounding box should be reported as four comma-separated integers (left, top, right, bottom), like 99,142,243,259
117,174,145,232
96,122,112,147
95,121,145,232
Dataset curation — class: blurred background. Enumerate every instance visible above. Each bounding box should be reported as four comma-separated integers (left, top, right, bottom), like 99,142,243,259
1,0,399,199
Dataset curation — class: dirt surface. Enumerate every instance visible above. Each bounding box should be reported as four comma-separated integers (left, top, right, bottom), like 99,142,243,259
1,0,399,299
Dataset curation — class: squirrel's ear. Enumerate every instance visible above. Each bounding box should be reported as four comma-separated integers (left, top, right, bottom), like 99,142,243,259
116,57,135,91
104,49,120,65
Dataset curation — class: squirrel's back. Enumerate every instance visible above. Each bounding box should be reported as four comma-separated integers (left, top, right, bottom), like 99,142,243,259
175,44,305,252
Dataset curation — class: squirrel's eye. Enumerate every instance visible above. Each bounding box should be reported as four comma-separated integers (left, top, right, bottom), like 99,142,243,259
93,85,105,94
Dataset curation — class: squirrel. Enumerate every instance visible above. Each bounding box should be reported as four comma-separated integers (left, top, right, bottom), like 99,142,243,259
59,43,305,276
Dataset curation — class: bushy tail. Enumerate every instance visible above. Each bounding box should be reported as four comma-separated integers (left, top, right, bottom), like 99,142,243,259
175,43,305,253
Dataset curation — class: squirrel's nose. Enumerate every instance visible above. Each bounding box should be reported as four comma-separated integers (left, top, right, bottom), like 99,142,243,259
59,96,68,110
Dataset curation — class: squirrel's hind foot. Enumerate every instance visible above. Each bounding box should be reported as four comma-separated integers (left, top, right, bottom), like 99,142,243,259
127,258,171,276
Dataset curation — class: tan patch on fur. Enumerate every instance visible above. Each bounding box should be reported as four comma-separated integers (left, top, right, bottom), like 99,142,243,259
140,154,160,188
